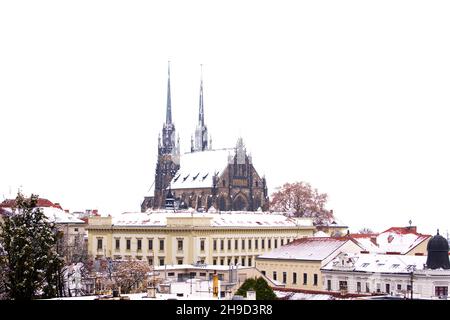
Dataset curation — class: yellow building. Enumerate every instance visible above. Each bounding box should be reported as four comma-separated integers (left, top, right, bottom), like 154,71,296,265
255,237,363,292
87,209,315,267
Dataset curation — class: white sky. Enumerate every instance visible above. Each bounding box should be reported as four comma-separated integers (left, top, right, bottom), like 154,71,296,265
1,1,449,236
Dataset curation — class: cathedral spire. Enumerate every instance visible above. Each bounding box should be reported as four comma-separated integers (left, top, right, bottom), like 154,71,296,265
166,61,172,124
193,64,209,152
199,64,204,126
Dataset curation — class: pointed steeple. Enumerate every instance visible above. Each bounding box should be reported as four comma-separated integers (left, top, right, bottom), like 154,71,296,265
198,64,204,126
166,61,172,124
193,64,210,152
159,61,176,156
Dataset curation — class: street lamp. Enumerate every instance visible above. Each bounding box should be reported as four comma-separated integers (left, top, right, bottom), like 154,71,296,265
407,265,416,300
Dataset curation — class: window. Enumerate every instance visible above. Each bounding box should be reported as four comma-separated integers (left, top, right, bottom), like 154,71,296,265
255,239,258,250
241,257,245,266
200,272,206,277
148,257,153,266
268,239,271,249
435,286,448,297
126,239,131,250
339,281,348,291
386,284,390,294
248,239,252,250
159,258,165,266
407,284,412,292
303,273,307,285
248,257,252,266
213,259,217,265
159,239,164,251
282,272,287,284
137,239,142,251
228,239,231,250
313,274,318,286
227,258,231,265
220,259,224,266
261,239,265,249
148,239,153,250
115,239,120,250
366,283,370,293
168,272,175,277
213,239,217,251
261,270,266,276
178,239,183,251
97,238,103,250
255,181,258,187
235,239,238,250
274,239,278,248
200,239,205,251
220,240,224,251
327,280,332,291
242,240,245,250
281,239,284,246
74,228,78,232
293,272,297,284
273,272,277,281
357,282,361,292
177,259,183,265
397,284,402,291
234,258,238,265
376,283,381,293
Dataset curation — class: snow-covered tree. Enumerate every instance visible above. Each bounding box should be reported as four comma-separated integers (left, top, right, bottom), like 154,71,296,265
270,181,334,225
0,193,64,300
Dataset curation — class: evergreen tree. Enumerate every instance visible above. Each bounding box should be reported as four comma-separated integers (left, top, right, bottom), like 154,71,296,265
0,193,64,300
235,277,277,300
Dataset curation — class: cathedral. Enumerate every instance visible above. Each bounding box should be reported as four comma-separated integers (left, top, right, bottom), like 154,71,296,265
141,64,269,212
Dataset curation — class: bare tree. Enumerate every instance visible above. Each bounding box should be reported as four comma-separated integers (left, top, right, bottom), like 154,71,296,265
358,228,375,234
270,182,334,224
114,260,150,294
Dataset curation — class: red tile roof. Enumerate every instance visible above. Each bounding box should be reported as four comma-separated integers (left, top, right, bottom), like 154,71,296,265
0,198,63,210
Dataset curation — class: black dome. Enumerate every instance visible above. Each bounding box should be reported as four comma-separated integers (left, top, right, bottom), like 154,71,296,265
426,231,450,270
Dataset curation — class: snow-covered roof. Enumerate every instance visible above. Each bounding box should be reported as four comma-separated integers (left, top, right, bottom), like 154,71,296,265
170,149,232,190
322,252,427,274
111,210,313,228
154,264,250,272
1,206,85,224
257,237,356,261
350,227,430,254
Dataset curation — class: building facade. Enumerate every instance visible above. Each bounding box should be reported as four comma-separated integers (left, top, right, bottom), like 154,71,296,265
141,64,269,212
255,237,363,292
87,210,315,268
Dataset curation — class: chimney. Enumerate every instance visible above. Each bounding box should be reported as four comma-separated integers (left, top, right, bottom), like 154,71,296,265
406,226,417,233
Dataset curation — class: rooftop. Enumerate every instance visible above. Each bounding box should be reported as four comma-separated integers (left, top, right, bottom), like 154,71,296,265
170,149,233,190
257,237,359,261
349,227,431,254
322,252,428,274
111,210,313,228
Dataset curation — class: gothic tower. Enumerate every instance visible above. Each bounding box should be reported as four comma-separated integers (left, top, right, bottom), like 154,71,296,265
192,65,211,152
153,62,180,209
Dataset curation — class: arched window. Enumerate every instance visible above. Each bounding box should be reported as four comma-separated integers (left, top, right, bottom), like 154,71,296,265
232,194,248,211
219,196,227,211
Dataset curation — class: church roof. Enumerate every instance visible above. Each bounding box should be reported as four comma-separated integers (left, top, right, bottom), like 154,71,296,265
170,149,233,190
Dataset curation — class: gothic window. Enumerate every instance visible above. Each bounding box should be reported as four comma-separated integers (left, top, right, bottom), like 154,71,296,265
207,196,212,210
219,196,227,211
232,194,248,211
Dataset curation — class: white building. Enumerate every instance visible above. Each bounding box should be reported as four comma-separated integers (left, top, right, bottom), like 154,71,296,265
321,232,450,299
